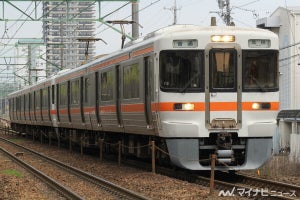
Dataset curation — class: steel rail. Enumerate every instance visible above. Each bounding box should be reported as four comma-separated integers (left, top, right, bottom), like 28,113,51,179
236,173,300,199
2,124,298,200
123,157,298,200
0,146,84,200
0,136,150,200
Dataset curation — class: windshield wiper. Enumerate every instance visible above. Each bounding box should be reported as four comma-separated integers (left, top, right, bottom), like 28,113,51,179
252,78,266,92
178,72,201,93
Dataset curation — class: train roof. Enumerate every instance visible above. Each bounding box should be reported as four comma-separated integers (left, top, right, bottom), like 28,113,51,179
8,24,278,98
143,24,278,39
7,75,57,98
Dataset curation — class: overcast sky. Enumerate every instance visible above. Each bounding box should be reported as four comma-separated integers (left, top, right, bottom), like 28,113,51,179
96,0,299,54
0,0,299,56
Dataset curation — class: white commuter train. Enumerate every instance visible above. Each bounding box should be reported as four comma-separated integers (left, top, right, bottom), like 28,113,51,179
8,24,279,170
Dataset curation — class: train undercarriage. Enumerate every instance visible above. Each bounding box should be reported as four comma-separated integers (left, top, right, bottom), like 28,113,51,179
11,123,273,171
11,123,170,163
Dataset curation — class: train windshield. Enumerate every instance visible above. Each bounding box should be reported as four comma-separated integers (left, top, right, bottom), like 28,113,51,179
210,49,237,91
243,50,278,91
160,50,204,92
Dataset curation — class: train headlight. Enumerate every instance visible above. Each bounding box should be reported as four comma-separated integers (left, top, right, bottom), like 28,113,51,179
252,103,260,110
211,35,235,42
174,103,195,111
251,102,271,110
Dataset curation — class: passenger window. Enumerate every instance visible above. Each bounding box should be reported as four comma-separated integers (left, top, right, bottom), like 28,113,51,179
84,78,90,103
101,70,114,101
59,83,67,105
42,88,48,108
123,63,140,99
52,85,55,104
71,80,80,105
35,90,40,109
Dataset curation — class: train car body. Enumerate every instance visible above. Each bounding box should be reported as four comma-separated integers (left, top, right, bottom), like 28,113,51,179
8,25,279,170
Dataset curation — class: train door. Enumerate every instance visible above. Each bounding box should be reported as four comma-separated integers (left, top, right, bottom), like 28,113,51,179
33,91,37,122
47,86,51,122
84,73,99,131
37,89,42,124
8,99,12,121
14,98,17,121
40,88,44,122
25,93,29,123
16,97,19,121
205,44,242,129
56,84,60,123
144,56,154,129
95,72,100,125
116,65,122,126
99,68,121,132
83,72,102,130
67,81,71,123
80,77,85,124
121,58,148,133
28,93,31,121
22,94,26,122
30,92,34,123
50,84,58,128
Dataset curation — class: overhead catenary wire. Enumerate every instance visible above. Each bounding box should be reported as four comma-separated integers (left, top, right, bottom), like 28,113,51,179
0,1,44,91
0,2,34,49
94,0,161,37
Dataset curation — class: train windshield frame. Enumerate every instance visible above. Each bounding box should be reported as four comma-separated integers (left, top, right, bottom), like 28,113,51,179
209,49,237,92
242,50,278,92
159,50,204,93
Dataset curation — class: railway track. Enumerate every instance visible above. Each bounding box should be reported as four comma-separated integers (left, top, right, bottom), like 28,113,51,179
234,173,300,199
122,152,299,200
1,126,299,199
0,147,81,200
0,136,149,200
146,165,298,199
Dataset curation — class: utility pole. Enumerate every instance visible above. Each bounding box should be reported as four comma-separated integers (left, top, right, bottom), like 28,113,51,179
211,0,234,26
17,39,44,85
164,0,181,25
28,45,32,85
60,19,64,69
225,0,231,26
132,2,139,40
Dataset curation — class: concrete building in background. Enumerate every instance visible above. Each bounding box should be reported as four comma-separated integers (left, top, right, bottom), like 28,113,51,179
257,6,300,110
257,7,300,160
43,1,95,76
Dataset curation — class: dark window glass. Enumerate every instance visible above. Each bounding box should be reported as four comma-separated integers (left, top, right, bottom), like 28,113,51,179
123,63,140,99
101,70,114,101
30,92,34,111
243,50,278,91
160,50,204,92
52,85,55,104
59,83,67,105
42,88,48,108
210,49,236,91
35,90,40,109
25,94,29,111
71,80,80,105
84,78,89,103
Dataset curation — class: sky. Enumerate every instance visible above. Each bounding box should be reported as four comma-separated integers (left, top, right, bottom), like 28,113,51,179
0,0,299,60
93,0,300,54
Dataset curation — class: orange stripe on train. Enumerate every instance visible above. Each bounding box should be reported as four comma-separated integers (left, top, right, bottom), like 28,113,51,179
56,101,279,115
158,102,279,111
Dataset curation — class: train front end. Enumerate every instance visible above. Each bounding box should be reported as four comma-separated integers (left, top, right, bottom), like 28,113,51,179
156,25,279,170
